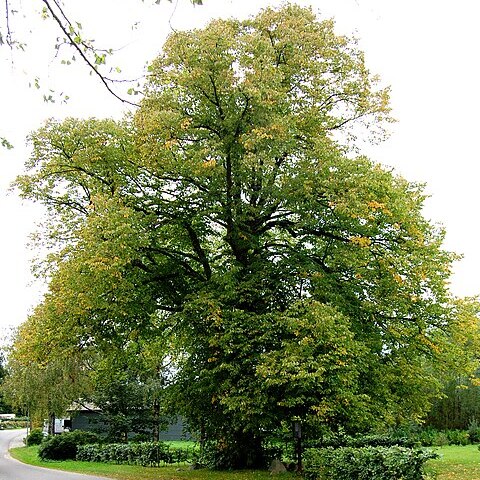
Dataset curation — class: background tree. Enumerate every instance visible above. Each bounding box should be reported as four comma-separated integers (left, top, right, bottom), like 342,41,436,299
423,298,480,430
10,4,475,468
89,340,172,442
2,283,171,438
0,350,14,414
1,304,92,429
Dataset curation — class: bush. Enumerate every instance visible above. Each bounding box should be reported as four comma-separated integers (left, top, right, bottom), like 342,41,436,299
39,431,101,460
446,430,469,446
432,431,449,446
391,426,474,447
76,441,197,466
25,428,45,446
0,418,28,430
305,433,416,449
195,440,234,470
468,419,480,444
411,428,436,447
195,439,281,470
39,435,77,460
303,446,438,480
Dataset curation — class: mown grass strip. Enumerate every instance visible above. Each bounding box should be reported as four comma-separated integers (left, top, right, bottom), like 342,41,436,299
426,444,480,480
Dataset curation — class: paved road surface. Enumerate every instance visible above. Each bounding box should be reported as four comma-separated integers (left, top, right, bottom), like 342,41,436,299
0,429,110,480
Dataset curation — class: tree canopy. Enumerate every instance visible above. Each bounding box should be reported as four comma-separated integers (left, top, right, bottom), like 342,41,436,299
5,4,479,468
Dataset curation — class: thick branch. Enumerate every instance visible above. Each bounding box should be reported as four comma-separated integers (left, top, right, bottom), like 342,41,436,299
183,222,212,280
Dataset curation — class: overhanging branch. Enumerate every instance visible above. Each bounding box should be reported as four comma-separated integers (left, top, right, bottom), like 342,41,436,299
41,0,140,107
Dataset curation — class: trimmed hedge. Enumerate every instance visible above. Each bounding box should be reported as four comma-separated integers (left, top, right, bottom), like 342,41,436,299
0,418,28,430
76,441,196,467
303,446,438,480
305,433,416,449
306,429,475,449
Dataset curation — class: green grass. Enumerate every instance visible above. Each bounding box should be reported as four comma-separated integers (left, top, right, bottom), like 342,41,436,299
427,444,480,480
165,440,199,450
12,443,480,480
10,446,294,480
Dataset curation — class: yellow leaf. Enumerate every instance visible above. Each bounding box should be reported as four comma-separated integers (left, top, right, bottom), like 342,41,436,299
350,236,371,248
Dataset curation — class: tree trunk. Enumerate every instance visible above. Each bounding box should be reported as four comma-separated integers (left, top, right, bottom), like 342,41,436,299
152,400,160,442
294,421,303,472
48,412,56,435
221,431,266,469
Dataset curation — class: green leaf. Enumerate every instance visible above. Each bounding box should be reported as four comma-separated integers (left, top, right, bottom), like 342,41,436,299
0,136,13,149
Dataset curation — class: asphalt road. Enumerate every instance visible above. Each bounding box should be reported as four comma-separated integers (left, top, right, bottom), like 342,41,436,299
0,429,110,480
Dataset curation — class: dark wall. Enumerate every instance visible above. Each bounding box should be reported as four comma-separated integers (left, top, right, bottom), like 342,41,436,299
158,417,192,441
71,411,107,433
71,411,192,441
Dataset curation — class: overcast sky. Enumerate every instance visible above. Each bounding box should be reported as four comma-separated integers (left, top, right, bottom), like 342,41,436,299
1,0,479,334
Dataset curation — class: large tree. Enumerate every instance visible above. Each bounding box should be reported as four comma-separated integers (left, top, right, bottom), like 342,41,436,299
10,4,475,468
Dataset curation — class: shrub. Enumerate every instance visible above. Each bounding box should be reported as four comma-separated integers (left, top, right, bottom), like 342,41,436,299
432,431,449,446
446,430,469,446
392,426,473,447
0,418,28,430
39,430,101,460
468,419,480,444
196,440,242,470
303,446,438,480
39,435,77,460
305,433,416,449
25,428,45,446
195,439,281,470
76,441,197,466
412,428,436,447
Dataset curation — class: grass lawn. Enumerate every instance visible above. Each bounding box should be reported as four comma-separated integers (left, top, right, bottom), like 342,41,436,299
10,446,294,480
165,440,199,450
11,443,480,480
427,444,480,480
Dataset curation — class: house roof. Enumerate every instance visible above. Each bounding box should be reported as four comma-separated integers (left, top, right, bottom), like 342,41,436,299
67,401,101,413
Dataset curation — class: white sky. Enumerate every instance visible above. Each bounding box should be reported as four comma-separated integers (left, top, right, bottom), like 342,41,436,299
1,0,479,334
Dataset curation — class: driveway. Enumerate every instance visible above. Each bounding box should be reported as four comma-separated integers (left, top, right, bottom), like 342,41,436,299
0,429,110,480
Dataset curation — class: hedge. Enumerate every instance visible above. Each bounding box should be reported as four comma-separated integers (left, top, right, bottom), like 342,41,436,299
304,433,416,449
76,441,196,467
0,418,29,430
303,446,438,480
